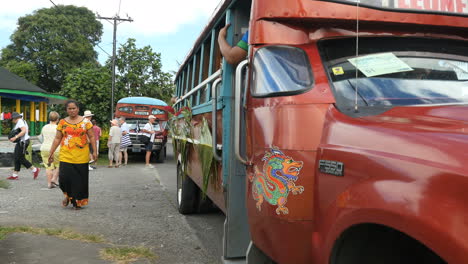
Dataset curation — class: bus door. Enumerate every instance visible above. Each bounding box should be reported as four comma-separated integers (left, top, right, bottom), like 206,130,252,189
238,44,324,262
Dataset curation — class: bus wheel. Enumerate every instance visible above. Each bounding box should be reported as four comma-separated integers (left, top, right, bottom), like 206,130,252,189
156,146,166,163
197,194,218,213
331,224,446,264
177,163,198,214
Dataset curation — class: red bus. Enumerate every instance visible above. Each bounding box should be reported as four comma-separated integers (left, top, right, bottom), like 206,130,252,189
115,97,168,162
172,0,468,263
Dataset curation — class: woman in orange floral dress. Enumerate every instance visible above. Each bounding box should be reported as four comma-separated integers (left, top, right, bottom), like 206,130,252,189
48,100,97,210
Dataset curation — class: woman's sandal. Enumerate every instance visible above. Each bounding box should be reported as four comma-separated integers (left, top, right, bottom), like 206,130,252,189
52,182,59,187
62,197,70,207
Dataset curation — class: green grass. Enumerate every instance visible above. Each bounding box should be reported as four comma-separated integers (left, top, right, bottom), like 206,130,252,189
0,179,10,189
95,154,110,166
100,246,157,264
0,226,105,243
0,226,157,263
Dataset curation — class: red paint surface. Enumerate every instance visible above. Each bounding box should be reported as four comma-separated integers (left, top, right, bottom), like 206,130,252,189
245,1,468,263
114,103,168,121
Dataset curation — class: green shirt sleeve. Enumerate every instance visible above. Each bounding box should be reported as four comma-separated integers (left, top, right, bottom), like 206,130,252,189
236,31,249,51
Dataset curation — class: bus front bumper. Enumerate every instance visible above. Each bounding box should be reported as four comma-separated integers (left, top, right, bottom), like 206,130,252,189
129,140,164,153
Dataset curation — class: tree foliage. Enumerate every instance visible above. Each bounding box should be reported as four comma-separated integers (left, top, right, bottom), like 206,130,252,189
60,39,174,123
0,5,103,92
111,38,174,103
2,60,40,85
61,63,112,123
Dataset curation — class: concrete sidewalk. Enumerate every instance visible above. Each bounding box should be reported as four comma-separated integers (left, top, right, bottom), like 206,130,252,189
0,160,217,264
0,233,110,264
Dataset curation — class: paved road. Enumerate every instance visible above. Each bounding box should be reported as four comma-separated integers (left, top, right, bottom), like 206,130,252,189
0,142,224,264
152,143,225,262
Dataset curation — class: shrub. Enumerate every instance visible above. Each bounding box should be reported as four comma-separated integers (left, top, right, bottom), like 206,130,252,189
99,127,109,153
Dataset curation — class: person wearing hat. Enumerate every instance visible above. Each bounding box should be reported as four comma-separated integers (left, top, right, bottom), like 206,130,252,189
7,112,40,180
83,110,97,170
83,110,94,119
141,115,158,168
107,119,122,168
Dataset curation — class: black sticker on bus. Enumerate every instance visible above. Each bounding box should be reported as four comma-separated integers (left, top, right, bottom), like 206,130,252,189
319,160,344,176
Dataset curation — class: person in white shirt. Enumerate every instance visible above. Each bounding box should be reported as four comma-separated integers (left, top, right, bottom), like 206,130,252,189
119,117,131,166
107,119,122,168
39,111,60,188
7,112,40,180
83,110,96,171
141,115,158,168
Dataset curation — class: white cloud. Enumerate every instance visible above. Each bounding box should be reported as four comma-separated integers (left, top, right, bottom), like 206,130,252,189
0,0,220,35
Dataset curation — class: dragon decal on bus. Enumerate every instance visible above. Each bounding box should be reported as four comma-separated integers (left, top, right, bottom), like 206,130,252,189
249,147,305,215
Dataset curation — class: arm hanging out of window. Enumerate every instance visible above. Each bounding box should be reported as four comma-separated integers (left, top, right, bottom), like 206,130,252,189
218,24,248,65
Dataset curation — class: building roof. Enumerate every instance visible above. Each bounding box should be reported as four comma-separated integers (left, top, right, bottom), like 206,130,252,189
0,66,46,93
0,66,67,103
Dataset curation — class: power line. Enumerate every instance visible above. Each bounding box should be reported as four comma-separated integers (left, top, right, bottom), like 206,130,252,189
49,0,58,7
96,44,112,57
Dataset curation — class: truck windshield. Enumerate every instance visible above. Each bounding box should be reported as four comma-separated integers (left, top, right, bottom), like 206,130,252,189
126,119,166,131
319,37,468,115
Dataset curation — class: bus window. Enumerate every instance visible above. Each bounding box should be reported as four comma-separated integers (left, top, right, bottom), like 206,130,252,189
119,106,133,113
251,46,313,97
319,37,468,114
152,108,165,115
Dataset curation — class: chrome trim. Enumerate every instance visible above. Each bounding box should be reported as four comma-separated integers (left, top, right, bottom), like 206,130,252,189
211,78,223,161
234,60,250,165
174,69,222,107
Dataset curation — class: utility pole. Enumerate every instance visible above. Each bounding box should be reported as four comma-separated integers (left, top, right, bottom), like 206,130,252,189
96,15,133,119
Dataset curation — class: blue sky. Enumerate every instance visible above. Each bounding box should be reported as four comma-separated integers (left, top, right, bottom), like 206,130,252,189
0,0,221,74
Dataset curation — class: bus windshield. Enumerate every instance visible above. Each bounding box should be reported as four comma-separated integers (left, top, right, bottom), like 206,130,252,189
320,37,468,113
126,119,166,132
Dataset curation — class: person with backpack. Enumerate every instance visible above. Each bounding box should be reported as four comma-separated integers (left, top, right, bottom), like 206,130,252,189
7,112,40,180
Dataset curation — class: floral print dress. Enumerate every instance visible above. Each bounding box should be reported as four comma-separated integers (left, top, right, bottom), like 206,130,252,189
57,118,93,208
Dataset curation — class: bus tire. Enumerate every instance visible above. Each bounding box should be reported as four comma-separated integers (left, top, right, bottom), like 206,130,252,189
177,163,198,214
331,224,446,264
197,194,218,213
156,146,166,163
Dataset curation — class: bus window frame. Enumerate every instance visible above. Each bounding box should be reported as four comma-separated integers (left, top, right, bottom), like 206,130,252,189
318,0,468,18
250,45,315,98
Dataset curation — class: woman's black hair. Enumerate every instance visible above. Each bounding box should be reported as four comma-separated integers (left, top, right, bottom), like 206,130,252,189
64,99,79,110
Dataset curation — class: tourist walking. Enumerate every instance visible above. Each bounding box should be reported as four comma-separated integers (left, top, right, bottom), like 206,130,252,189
119,117,131,166
141,115,158,168
39,111,60,188
7,112,40,180
107,119,122,168
48,100,97,210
